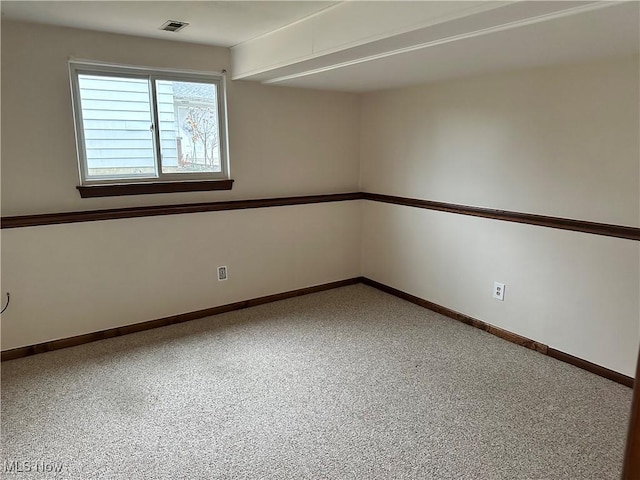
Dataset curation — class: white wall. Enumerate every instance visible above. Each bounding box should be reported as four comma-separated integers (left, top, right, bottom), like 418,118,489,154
2,203,361,349
360,56,640,376
0,21,362,350
361,57,639,226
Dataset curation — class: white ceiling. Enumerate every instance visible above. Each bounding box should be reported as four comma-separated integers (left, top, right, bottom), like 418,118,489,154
271,1,640,92
1,1,638,93
0,1,337,47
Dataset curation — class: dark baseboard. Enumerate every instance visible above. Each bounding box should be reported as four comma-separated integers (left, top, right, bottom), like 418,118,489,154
0,277,362,362
547,348,634,388
361,278,548,353
3,276,635,389
361,277,634,388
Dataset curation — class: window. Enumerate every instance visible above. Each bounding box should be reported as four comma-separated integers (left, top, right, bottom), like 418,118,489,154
69,61,231,197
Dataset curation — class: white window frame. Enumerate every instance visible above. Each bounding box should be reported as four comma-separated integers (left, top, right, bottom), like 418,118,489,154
69,60,230,186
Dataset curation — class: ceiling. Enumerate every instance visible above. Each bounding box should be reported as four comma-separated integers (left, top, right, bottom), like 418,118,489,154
1,1,638,92
0,1,337,47
271,1,640,92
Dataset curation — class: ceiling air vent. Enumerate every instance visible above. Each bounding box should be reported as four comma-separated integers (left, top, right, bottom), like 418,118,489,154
159,20,189,32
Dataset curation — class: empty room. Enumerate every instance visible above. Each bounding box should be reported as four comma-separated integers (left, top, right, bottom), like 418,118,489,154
1,1,639,478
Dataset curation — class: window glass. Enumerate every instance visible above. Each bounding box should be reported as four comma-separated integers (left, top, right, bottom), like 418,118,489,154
156,80,221,174
77,74,156,179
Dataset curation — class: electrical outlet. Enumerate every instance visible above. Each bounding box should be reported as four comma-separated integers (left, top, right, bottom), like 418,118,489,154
217,266,228,281
493,282,505,301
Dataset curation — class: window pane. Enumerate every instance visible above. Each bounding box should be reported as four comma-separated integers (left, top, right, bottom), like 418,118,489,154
77,74,156,179
156,80,221,174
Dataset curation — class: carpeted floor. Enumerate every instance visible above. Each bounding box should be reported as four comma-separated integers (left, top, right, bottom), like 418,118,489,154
1,284,633,479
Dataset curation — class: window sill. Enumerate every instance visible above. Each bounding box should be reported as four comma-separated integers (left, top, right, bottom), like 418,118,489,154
77,179,234,198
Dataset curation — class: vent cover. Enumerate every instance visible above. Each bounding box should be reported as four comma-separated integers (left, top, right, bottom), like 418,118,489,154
159,20,189,32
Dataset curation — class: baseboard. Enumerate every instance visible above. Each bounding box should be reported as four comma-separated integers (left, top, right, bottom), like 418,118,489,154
361,277,548,353
547,348,634,388
361,277,634,388
3,276,635,389
0,277,362,362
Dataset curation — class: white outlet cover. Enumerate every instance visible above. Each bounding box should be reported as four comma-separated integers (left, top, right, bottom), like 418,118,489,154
493,282,505,301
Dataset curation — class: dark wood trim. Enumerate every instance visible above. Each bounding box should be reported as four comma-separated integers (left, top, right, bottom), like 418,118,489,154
77,179,234,198
361,277,634,387
546,348,635,388
623,347,640,478
1,193,362,229
3,191,639,242
4,275,635,390
361,278,547,354
363,192,640,241
1,277,362,361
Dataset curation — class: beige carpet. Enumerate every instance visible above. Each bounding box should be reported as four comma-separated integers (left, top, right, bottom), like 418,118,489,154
1,284,632,479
